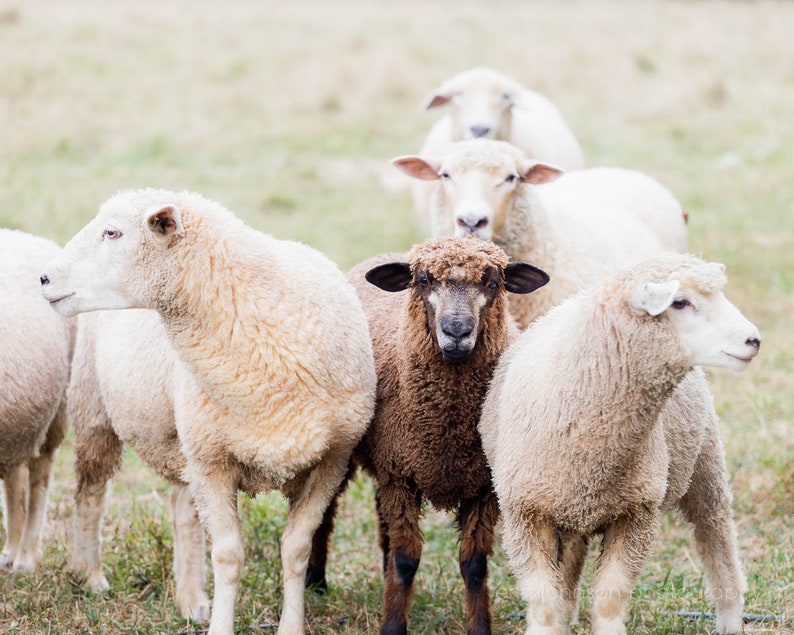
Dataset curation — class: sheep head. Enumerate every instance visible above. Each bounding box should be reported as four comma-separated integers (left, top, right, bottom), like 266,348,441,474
421,67,524,141
393,139,562,241
624,255,761,372
41,189,186,317
365,237,548,362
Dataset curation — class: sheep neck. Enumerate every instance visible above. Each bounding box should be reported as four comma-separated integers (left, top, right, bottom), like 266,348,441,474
494,186,554,269
556,298,691,478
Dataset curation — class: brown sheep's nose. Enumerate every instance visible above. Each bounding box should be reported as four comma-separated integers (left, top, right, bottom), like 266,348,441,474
40,274,50,286
440,315,474,341
470,125,491,138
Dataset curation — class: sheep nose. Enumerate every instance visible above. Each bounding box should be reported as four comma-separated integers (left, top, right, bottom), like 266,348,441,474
469,125,491,138
440,315,475,340
746,336,761,351
456,214,489,232
40,274,50,286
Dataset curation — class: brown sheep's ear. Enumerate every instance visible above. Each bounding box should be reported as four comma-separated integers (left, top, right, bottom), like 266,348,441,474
504,262,550,294
391,156,443,181
519,161,564,185
146,205,184,241
365,262,412,292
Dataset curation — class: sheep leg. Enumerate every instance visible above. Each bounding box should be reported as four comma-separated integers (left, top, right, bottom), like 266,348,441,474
678,428,745,635
187,464,243,635
502,508,568,635
171,482,210,623
72,423,123,592
279,447,356,635
378,482,423,635
590,508,658,635
375,485,391,574
305,460,355,593
558,533,588,627
13,401,68,572
457,491,498,635
1,462,29,568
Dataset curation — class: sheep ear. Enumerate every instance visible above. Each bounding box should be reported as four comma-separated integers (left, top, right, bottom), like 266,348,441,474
146,205,184,240
391,156,443,181
504,262,550,294
519,160,564,185
365,262,413,292
421,89,451,110
629,280,681,316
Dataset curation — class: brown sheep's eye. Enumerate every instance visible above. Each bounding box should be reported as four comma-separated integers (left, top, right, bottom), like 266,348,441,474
487,279,498,289
417,275,429,286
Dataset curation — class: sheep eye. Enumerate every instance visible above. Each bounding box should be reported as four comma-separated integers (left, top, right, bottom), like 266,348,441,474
417,275,429,287
487,279,499,289
103,228,122,240
505,174,517,184
440,171,451,180
502,92,512,101
671,298,690,310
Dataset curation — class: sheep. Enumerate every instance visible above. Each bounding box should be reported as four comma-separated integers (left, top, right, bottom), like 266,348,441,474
0,229,74,572
393,138,688,329
411,67,585,228
479,253,761,635
307,236,550,635
68,308,209,622
40,189,377,635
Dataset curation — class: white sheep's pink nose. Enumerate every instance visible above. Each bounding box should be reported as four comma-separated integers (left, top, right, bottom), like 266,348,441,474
456,213,489,232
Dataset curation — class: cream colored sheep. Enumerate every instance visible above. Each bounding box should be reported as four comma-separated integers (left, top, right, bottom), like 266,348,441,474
480,254,761,635
40,189,377,635
0,229,74,572
68,309,208,621
394,138,687,328
411,67,585,227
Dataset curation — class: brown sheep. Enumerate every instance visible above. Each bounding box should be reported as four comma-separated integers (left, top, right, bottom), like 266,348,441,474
308,236,549,635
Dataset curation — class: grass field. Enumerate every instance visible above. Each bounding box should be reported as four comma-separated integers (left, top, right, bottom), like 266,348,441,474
1,1,792,633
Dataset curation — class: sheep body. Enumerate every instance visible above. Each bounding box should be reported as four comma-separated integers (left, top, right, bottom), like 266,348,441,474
308,237,548,634
480,254,760,635
395,139,687,328
68,309,208,620
412,67,585,227
41,189,376,635
0,229,74,571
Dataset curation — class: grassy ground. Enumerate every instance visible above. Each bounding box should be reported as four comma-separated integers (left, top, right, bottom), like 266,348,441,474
1,1,792,633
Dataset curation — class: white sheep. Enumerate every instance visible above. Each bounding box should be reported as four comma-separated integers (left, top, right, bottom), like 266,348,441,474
40,189,377,635
68,309,209,621
411,67,585,227
479,254,761,635
393,138,688,329
0,229,74,571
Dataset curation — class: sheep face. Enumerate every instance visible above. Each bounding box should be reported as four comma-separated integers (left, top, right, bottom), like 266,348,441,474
41,198,183,317
366,241,548,362
393,139,562,241
422,67,521,141
628,261,761,372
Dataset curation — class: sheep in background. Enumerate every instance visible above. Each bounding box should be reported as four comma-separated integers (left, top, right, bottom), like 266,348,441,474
308,237,549,635
411,67,585,227
480,254,760,635
68,309,209,621
393,138,687,329
40,189,377,635
0,229,74,572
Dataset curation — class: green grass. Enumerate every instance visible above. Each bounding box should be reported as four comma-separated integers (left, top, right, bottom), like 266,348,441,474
1,1,793,633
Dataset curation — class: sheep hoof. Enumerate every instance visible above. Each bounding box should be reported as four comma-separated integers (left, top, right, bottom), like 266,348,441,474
183,597,211,624
84,572,111,593
305,565,328,594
